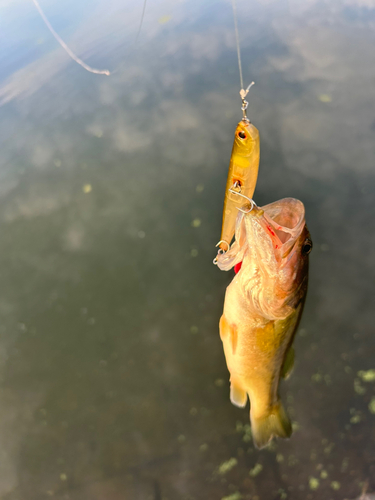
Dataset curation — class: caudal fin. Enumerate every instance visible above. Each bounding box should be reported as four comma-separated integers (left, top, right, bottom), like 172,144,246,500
250,401,292,449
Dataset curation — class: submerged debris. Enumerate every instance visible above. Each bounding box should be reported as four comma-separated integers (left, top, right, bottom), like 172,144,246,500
249,463,263,477
158,15,171,24
309,477,319,490
330,481,341,490
218,458,238,475
221,493,242,500
350,414,362,424
278,488,287,499
354,378,366,395
368,397,375,414
358,369,375,382
318,94,332,103
244,424,253,443
311,372,323,383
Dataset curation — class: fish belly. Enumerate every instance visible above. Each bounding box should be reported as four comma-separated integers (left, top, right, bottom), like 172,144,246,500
220,313,281,415
220,281,302,448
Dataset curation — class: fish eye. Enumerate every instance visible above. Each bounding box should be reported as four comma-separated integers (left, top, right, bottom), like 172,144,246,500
302,238,313,255
238,131,246,139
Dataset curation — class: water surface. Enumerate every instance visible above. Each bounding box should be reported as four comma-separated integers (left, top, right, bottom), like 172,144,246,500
0,0,375,498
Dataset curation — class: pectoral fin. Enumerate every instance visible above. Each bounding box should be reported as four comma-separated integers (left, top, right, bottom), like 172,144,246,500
281,346,295,379
230,383,247,408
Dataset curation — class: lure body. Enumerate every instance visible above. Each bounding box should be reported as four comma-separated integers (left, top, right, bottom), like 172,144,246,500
219,119,260,250
217,198,312,449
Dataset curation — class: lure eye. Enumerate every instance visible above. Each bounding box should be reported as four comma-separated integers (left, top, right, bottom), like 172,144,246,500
238,131,246,139
302,238,313,255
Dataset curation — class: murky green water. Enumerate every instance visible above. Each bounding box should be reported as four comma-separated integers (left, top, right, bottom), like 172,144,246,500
0,0,374,498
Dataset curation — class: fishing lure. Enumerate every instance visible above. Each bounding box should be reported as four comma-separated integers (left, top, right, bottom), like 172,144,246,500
216,84,260,253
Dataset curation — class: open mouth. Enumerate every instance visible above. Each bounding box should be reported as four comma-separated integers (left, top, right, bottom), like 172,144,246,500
260,198,306,253
216,198,306,272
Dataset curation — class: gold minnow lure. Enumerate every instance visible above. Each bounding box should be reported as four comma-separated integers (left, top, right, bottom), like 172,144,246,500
216,85,260,253
216,198,312,449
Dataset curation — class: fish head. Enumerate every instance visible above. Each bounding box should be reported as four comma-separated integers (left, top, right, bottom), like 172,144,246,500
240,198,312,314
233,120,260,157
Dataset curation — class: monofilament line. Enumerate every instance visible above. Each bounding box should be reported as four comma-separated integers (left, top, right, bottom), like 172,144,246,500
135,0,148,43
31,0,110,75
231,0,244,91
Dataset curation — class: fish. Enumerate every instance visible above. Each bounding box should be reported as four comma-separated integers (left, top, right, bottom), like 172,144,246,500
218,118,260,252
216,197,312,449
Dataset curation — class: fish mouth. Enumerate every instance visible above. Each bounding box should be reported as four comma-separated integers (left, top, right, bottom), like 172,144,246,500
247,198,306,259
215,198,306,272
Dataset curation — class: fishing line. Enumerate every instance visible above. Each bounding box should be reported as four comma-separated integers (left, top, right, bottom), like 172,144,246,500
135,0,148,43
231,0,244,92
231,0,254,119
31,0,110,75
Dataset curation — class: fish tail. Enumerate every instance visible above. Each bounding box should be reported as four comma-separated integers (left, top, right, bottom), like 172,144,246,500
250,400,292,449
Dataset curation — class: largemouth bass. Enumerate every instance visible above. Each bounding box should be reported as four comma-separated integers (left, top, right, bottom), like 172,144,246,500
216,198,312,449
218,119,260,251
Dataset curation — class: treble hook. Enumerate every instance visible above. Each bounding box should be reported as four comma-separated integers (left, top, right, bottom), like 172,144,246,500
228,187,256,213
213,240,230,265
239,81,254,121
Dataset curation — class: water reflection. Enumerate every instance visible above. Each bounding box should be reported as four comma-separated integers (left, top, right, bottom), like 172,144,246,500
0,0,374,498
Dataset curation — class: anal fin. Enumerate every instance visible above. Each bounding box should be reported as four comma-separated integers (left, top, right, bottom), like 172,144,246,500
230,383,247,408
